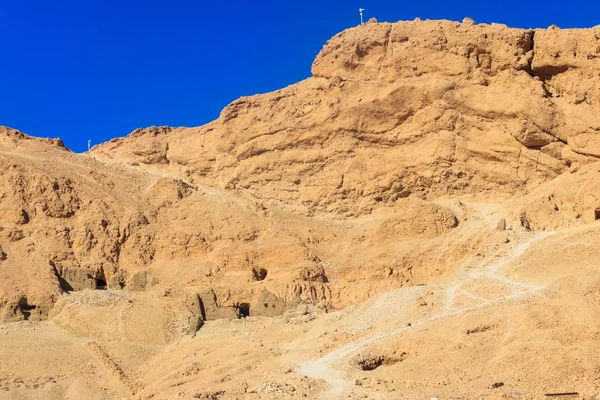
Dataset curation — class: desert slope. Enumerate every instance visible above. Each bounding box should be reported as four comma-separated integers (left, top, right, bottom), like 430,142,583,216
2,18,600,400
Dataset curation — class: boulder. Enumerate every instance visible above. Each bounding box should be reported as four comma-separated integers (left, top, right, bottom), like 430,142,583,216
197,289,239,320
251,289,287,317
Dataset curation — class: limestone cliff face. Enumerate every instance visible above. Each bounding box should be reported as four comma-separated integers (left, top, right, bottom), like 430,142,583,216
3,20,600,324
91,20,600,218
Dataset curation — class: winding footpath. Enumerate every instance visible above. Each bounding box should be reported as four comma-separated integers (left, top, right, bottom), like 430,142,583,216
298,226,553,399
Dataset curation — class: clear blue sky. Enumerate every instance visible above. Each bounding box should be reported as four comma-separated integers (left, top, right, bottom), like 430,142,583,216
1,0,597,152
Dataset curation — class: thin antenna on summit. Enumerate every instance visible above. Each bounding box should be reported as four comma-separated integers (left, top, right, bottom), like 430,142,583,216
359,8,365,25
87,139,91,152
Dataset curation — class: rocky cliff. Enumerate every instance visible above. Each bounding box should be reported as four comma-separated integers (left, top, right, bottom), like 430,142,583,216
5,18,600,399
4,19,600,325
92,19,600,217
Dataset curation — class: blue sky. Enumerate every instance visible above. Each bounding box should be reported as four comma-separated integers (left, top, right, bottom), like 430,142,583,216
1,0,597,152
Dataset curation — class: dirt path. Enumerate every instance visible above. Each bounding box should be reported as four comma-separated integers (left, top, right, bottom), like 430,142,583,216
299,211,553,399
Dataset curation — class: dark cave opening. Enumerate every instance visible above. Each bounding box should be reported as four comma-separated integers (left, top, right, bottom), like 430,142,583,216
18,299,36,321
236,303,250,318
95,269,107,290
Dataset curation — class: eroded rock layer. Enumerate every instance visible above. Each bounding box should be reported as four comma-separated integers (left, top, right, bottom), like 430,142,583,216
4,19,600,399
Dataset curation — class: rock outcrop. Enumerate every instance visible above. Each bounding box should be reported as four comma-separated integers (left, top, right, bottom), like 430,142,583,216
5,19,600,400
4,19,600,322
92,20,600,220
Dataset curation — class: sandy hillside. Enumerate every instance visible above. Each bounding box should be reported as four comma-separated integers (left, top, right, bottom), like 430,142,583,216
3,18,600,399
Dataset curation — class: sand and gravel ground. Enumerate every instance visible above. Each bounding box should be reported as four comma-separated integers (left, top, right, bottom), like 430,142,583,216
3,203,600,399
